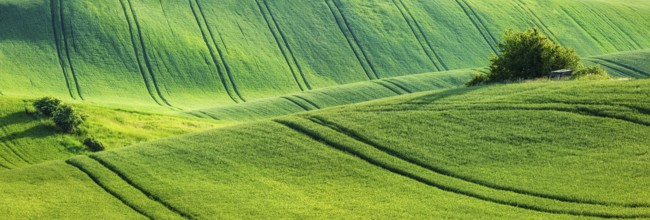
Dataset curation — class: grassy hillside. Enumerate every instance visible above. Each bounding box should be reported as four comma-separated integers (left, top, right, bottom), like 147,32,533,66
1,78,648,218
583,49,650,78
0,0,648,108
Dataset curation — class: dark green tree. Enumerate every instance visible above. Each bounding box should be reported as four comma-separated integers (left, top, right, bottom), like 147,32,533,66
486,28,580,83
52,105,85,134
33,96,62,117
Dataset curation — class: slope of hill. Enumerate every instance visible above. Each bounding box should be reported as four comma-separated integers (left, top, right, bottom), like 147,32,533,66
0,0,648,108
1,78,648,218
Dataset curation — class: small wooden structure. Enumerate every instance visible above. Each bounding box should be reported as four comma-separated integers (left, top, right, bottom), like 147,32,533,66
549,69,573,79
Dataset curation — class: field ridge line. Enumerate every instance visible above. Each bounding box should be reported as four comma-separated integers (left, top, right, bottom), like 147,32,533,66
88,155,194,219
188,0,240,103
309,116,650,208
0,126,33,164
391,0,441,71
584,58,642,78
125,0,175,108
50,0,76,100
328,0,381,79
65,159,153,219
255,0,307,91
195,0,246,102
275,119,649,218
454,0,498,54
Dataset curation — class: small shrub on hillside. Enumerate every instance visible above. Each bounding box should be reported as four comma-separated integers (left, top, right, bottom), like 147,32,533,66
83,137,105,152
52,105,85,134
466,73,489,87
572,65,610,80
483,28,580,83
33,96,62,117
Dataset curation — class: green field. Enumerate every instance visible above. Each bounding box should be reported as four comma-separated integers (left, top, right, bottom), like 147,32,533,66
1,78,649,218
1,0,649,218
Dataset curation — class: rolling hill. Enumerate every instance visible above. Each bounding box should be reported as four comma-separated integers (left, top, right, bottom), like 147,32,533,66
1,0,649,109
1,78,649,218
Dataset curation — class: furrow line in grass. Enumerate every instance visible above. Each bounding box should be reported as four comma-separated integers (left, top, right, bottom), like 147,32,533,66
308,115,650,208
461,0,499,46
324,0,374,80
454,0,498,54
50,0,76,100
0,126,33,164
118,0,163,106
583,58,642,78
88,155,194,219
329,0,381,79
579,2,641,50
58,0,83,100
0,147,16,169
195,0,245,103
262,0,311,90
591,58,649,78
255,0,306,91
125,0,175,108
188,0,239,103
198,111,219,120
275,119,650,218
559,7,611,53
65,160,153,219
373,81,404,95
513,0,559,43
384,79,413,93
392,0,444,71
281,97,312,111
293,95,320,109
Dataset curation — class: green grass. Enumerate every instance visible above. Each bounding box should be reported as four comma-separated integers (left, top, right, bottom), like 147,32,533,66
583,49,650,78
2,78,648,218
0,0,648,108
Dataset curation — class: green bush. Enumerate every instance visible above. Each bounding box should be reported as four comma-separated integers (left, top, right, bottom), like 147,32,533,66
83,137,105,152
52,105,85,134
485,28,580,83
33,97,62,117
466,73,489,87
572,65,610,80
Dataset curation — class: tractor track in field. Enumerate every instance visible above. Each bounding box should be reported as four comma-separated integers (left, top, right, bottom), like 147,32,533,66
326,0,380,80
454,0,498,54
589,57,649,77
123,0,175,108
275,119,650,218
579,2,642,50
88,155,193,219
307,115,650,208
57,0,83,100
384,79,412,93
118,0,164,106
50,0,78,100
398,0,448,70
65,159,153,219
0,125,33,165
255,0,310,91
559,7,611,53
512,0,559,43
189,0,242,104
293,95,320,109
195,0,245,103
391,0,444,71
281,97,312,111
262,0,311,90
373,81,404,95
